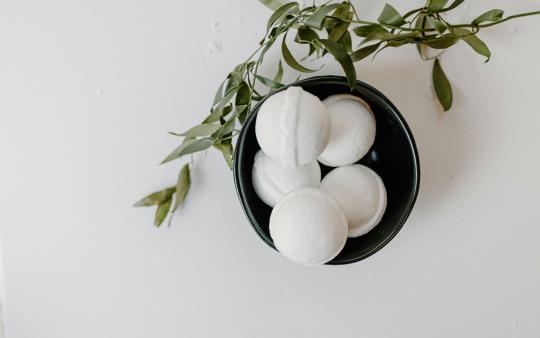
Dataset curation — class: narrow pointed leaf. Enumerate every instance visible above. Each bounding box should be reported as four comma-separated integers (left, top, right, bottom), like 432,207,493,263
428,0,449,12
351,43,380,62
273,61,284,82
328,4,352,42
161,138,214,164
173,124,221,138
259,0,290,11
424,35,459,49
173,164,190,212
281,35,319,73
134,187,175,207
377,4,406,26
295,27,320,43
433,19,447,34
256,75,284,88
353,25,388,37
432,59,453,111
305,3,341,29
338,30,352,53
214,141,234,169
235,81,251,106
453,28,491,62
445,0,465,11
212,80,225,107
219,115,237,137
266,2,298,32
319,39,356,88
154,198,172,227
472,9,504,25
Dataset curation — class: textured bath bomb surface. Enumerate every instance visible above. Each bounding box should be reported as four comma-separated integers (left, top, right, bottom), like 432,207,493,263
269,188,348,266
255,86,331,168
321,165,387,238
252,150,321,207
318,94,376,167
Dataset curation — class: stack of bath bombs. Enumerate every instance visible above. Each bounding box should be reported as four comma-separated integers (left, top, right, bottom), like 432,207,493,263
253,86,387,266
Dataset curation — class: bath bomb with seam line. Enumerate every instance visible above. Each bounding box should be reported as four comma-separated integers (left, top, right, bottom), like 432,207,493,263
252,149,321,207
318,94,376,167
269,187,348,266
256,86,331,168
321,164,387,238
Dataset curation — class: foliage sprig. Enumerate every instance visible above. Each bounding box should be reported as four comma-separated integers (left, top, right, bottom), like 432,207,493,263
136,0,540,226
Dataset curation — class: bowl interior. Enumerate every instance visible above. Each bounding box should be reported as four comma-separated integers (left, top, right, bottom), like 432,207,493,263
234,76,420,264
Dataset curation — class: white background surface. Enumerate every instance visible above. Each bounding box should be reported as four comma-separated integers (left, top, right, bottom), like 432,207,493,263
1,0,540,337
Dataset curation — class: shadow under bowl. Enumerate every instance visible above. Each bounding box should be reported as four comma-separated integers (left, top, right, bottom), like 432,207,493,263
233,76,420,265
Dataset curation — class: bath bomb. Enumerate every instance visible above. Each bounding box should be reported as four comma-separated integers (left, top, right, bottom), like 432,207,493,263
321,165,387,238
252,150,321,207
318,94,376,167
255,86,331,168
269,188,348,266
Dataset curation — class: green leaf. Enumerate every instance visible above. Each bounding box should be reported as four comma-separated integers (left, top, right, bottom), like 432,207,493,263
428,0,464,13
235,81,251,106
161,138,214,164
453,28,491,62
259,0,290,11
154,198,172,227
171,124,221,138
428,0,449,12
173,164,190,212
305,3,341,30
363,31,417,45
273,61,284,82
472,9,504,25
319,39,356,88
134,187,175,207
444,0,465,11
295,27,320,43
281,34,319,73
432,58,453,111
267,2,299,32
338,30,352,53
424,35,459,49
327,3,352,42
351,43,380,62
353,24,388,37
203,105,232,124
256,75,284,88
377,4,407,26
214,141,234,169
432,18,447,34
219,115,237,137
212,80,225,107
216,86,240,116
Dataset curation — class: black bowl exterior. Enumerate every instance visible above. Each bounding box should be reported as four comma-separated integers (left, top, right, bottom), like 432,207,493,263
234,76,420,265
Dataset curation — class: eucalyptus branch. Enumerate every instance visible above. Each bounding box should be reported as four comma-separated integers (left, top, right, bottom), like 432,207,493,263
136,0,540,227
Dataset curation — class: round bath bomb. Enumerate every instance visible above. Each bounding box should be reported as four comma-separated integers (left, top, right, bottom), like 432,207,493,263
269,188,348,266
318,94,376,167
255,86,331,168
321,165,387,238
252,150,321,207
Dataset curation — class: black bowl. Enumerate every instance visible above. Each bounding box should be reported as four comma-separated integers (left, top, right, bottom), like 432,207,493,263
233,76,420,265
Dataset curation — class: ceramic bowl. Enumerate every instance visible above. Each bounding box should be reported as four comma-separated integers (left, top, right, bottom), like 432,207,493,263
233,76,420,265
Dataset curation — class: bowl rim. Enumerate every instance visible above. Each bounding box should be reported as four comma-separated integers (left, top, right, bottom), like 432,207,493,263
233,75,421,265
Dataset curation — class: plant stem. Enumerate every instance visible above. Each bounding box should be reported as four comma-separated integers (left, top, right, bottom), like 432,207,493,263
451,10,540,29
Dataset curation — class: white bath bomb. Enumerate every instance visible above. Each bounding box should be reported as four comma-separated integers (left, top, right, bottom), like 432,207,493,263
255,86,331,168
252,150,321,207
321,165,387,238
318,94,376,167
269,188,348,266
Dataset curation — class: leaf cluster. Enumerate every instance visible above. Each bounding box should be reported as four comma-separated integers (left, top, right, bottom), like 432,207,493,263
137,0,540,226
